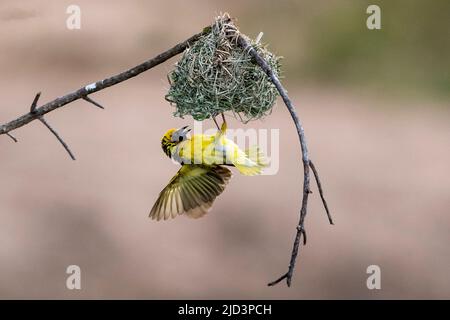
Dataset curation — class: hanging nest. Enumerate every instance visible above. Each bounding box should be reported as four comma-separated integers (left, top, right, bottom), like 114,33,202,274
165,14,282,123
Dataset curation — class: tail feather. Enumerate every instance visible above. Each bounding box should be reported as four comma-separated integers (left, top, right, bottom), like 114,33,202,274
214,122,268,176
232,146,269,176
246,146,269,167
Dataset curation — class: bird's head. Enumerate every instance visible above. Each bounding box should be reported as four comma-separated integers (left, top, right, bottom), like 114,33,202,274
161,126,191,157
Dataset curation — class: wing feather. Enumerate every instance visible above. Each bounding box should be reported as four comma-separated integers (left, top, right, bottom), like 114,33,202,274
149,165,232,221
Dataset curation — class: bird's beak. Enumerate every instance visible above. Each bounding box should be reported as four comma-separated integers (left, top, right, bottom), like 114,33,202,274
179,125,191,135
172,126,191,142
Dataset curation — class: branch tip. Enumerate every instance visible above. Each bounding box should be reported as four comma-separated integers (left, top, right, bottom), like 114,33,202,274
267,273,288,287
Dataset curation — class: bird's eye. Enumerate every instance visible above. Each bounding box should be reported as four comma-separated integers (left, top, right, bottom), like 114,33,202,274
179,136,184,142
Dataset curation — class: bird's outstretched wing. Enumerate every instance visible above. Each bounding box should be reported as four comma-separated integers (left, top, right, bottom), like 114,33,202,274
149,165,232,221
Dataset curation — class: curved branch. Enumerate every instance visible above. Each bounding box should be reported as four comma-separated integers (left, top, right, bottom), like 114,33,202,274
235,33,332,287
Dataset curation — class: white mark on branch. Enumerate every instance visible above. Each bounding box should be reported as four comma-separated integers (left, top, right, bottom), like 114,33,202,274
85,83,97,92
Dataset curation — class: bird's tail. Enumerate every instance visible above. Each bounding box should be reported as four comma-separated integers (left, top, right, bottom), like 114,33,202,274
216,121,268,176
232,145,269,176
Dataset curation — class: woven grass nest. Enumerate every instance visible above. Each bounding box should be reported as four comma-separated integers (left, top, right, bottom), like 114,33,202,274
166,15,282,123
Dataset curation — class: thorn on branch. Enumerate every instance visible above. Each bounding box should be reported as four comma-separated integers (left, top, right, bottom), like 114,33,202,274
6,132,18,142
309,160,334,225
38,117,76,160
82,96,104,109
297,225,307,245
30,92,41,113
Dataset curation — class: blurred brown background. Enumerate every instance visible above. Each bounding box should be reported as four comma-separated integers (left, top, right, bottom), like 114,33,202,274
0,0,449,299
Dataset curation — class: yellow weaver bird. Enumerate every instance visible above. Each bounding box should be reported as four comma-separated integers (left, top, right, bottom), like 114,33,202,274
149,118,267,221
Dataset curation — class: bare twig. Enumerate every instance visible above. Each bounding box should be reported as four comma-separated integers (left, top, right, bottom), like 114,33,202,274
234,32,332,287
310,160,334,225
38,117,76,160
0,27,211,143
28,92,76,160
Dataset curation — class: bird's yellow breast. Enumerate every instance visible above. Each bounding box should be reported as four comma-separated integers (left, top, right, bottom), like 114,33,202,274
173,134,215,164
